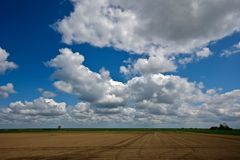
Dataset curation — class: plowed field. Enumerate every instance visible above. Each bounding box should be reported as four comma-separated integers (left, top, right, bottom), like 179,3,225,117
1,132,240,160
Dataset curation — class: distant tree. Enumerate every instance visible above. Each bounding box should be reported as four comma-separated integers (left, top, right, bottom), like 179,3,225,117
210,126,218,130
219,123,232,130
210,123,232,130
58,125,61,130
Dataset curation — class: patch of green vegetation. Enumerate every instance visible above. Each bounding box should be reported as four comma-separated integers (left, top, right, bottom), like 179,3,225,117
0,128,239,136
0,128,176,133
182,128,240,136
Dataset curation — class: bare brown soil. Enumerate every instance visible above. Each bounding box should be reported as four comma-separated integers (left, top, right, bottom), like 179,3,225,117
0,131,240,160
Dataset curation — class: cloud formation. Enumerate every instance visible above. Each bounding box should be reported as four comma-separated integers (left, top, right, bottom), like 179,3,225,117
38,88,56,98
56,0,240,74
0,47,17,74
57,0,240,55
0,83,16,99
196,48,212,58
1,1,239,128
47,48,125,108
221,41,240,57
0,47,239,127
0,97,68,124
25,48,239,127
121,54,177,76
1,81,239,127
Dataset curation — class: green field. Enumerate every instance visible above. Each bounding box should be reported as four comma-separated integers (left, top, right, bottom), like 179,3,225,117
0,128,240,136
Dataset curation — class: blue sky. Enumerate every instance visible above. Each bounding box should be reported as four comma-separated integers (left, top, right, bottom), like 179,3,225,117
0,0,240,128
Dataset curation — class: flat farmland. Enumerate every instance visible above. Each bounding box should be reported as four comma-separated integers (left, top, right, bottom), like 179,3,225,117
1,131,240,160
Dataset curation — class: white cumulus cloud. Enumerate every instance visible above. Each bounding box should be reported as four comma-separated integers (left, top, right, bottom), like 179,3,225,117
37,88,56,98
56,0,240,55
196,48,212,58
0,97,68,124
4,47,231,127
47,48,126,108
56,0,240,74
42,48,240,127
0,83,16,99
0,47,17,74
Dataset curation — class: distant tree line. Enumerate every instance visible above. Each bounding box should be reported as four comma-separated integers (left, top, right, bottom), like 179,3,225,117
210,123,232,130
